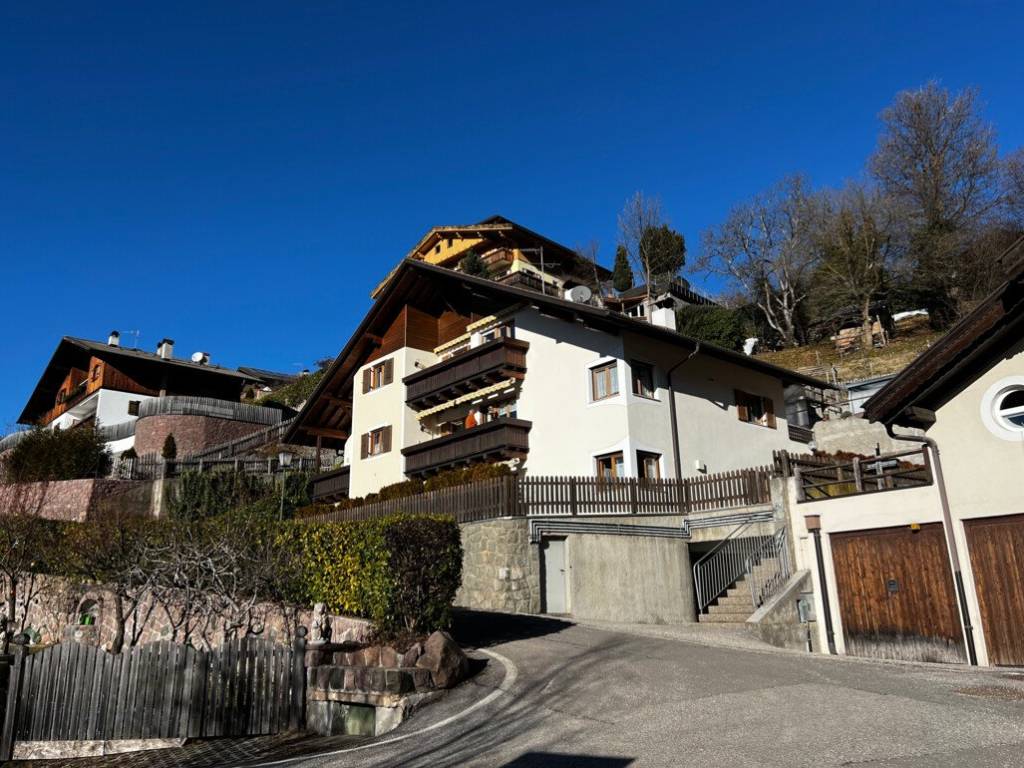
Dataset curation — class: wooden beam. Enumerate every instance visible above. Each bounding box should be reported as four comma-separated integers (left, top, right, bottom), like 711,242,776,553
322,395,352,409
301,426,349,439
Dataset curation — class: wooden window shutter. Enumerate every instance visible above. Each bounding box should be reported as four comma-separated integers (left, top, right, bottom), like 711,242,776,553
383,358,394,385
362,368,372,394
382,425,392,453
766,396,777,428
360,433,369,459
735,390,749,422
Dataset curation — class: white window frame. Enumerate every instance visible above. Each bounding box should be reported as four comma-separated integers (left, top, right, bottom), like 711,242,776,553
981,376,1024,442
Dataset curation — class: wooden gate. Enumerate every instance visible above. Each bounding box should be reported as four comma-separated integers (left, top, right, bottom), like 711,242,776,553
964,514,1024,666
2,634,304,756
830,524,967,663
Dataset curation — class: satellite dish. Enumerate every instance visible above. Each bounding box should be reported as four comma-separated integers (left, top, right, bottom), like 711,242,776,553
191,351,209,364
567,285,593,304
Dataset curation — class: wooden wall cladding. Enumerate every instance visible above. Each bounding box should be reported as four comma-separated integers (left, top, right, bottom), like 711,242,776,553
964,514,1024,666
830,523,967,664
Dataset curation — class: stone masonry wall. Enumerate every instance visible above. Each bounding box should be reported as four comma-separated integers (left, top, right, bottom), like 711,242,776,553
456,518,540,614
134,414,265,457
0,478,153,521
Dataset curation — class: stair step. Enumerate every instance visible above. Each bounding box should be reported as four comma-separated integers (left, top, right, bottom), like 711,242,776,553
699,612,750,624
715,595,754,607
706,603,753,615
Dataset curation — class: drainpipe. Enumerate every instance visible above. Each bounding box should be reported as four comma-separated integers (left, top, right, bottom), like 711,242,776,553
885,422,978,666
806,518,837,655
667,342,701,481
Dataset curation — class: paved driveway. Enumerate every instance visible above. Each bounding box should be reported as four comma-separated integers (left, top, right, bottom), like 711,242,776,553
270,612,1024,768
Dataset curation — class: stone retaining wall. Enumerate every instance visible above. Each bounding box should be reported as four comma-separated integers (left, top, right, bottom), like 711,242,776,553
0,479,153,521
456,517,541,614
134,414,265,457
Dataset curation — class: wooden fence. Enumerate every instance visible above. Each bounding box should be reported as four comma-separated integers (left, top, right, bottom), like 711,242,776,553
775,447,932,502
1,633,306,760
305,468,773,525
124,454,325,481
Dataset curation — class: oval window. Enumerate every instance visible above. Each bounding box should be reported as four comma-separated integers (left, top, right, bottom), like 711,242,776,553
995,388,1024,429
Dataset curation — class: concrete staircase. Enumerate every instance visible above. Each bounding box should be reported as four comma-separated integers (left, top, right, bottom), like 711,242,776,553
697,557,780,624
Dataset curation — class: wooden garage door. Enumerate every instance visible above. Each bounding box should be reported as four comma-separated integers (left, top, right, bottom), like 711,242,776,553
964,515,1024,666
830,524,966,664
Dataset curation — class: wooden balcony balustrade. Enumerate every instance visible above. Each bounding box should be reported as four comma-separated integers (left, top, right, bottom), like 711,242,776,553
403,338,529,410
402,417,531,477
310,465,351,502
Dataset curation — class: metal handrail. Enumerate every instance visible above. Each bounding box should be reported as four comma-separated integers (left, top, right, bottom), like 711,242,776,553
746,527,792,609
692,521,771,613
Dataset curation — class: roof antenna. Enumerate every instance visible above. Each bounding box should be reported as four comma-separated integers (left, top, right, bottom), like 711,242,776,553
127,330,141,349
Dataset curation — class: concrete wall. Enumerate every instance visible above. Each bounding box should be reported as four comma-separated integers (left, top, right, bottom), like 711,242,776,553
812,415,923,456
456,518,540,614
746,570,819,652
133,413,264,457
0,478,153,521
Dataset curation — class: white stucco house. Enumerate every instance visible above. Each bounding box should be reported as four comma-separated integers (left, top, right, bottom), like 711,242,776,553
287,255,825,501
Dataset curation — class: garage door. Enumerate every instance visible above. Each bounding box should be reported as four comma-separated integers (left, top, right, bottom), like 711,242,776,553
964,515,1024,666
830,524,966,664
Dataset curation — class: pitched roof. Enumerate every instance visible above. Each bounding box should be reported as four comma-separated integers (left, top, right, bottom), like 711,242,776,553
284,259,832,446
864,236,1024,428
18,336,267,424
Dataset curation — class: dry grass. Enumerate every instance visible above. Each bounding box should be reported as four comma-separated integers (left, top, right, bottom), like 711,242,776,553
755,316,946,382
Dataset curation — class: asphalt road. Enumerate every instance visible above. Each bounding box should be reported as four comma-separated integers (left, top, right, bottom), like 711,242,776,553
251,612,1024,768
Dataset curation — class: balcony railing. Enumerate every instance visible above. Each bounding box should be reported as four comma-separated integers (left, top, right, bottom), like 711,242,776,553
311,465,351,502
403,338,528,410
402,418,531,477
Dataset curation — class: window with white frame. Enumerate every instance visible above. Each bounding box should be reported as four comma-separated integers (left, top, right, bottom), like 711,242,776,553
995,388,1024,429
590,361,619,401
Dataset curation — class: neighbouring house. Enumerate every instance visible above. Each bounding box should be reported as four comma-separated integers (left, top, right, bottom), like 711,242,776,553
789,236,1024,667
287,230,826,502
602,275,718,321
372,214,612,301
8,333,296,458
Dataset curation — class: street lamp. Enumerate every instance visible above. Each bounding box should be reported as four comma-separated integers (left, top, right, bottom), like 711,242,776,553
278,450,294,520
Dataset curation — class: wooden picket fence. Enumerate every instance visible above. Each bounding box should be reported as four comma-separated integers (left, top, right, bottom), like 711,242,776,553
1,634,306,759
306,468,773,525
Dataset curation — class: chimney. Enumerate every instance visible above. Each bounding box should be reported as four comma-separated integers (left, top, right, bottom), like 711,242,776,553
157,338,175,360
108,331,120,347
651,306,677,331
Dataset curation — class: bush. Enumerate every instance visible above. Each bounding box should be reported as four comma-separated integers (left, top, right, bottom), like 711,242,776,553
168,469,311,521
1,427,112,484
161,434,177,460
254,369,325,409
292,515,462,636
675,305,747,351
423,462,511,492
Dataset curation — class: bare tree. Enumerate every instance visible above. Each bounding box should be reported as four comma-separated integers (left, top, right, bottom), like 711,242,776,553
815,184,900,349
574,240,605,298
869,81,1002,321
0,511,51,635
617,192,686,303
697,175,821,347
147,522,212,646
1005,148,1024,225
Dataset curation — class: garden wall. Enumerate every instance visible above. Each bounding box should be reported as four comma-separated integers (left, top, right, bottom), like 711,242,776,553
133,414,265,457
456,518,541,614
15,574,371,650
0,478,153,521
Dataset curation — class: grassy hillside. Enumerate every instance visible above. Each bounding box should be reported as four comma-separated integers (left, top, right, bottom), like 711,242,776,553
755,316,944,382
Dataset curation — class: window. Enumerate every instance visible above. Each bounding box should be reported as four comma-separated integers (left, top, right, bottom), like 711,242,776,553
481,322,514,343
735,390,776,428
995,388,1024,429
637,451,661,480
595,451,625,479
590,362,619,401
91,364,101,382
631,361,655,398
362,358,394,393
361,425,392,458
127,400,141,416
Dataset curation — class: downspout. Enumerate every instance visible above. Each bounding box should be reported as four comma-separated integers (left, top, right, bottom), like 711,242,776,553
885,423,978,666
809,523,838,655
667,342,701,481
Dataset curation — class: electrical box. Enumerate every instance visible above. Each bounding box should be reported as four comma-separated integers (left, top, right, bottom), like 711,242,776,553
797,595,816,623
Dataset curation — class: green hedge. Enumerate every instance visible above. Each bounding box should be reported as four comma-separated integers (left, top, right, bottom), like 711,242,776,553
1,427,111,484
288,515,463,635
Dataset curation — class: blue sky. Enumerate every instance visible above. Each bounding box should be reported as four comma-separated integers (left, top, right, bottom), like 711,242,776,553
2,1,1023,429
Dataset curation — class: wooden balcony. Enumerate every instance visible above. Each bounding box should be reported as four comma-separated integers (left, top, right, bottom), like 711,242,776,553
402,418,531,477
311,465,351,502
403,338,528,410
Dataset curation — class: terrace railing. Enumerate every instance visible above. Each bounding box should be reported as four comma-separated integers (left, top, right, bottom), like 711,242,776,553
776,447,933,502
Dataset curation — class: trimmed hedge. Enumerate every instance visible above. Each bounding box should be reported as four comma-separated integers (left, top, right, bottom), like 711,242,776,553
1,427,111,484
288,515,463,635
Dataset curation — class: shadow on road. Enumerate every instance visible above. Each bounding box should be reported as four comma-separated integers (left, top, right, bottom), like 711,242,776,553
452,609,574,649
500,754,634,767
